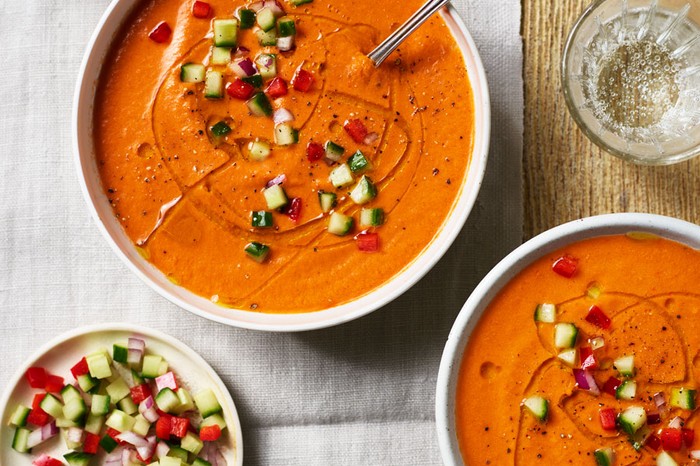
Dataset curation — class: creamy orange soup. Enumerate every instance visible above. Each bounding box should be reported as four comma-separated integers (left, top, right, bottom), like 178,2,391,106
456,234,700,465
95,0,474,313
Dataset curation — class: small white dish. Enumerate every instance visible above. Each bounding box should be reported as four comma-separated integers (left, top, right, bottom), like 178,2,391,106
0,323,243,466
435,213,700,465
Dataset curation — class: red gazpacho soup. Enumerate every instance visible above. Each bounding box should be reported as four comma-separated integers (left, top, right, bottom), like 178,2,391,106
94,0,475,313
456,234,700,465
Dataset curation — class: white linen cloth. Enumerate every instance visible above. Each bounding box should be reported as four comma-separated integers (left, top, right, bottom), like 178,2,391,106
0,0,523,464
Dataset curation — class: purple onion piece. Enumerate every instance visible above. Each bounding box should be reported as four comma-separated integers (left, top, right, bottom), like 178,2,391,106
66,426,84,444
363,132,379,145
105,449,122,466
43,420,59,439
121,447,135,465
139,396,160,423
128,337,146,352
156,440,171,459
117,431,149,448
573,369,600,395
265,174,287,188
136,442,156,463
277,36,295,52
264,0,286,16
273,108,294,125
127,348,143,366
249,1,264,12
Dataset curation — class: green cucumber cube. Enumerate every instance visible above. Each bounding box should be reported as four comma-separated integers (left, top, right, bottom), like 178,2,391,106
61,385,82,404
348,150,372,173
142,354,163,378
238,9,256,29
324,141,345,162
252,211,274,228
40,393,64,418
670,387,696,410
359,208,384,227
106,378,130,402
56,417,81,428
64,452,93,466
204,69,224,99
327,212,354,236
594,447,615,466
156,388,181,413
132,414,151,437
553,322,578,349
105,409,136,432
168,446,189,461
181,431,204,454
91,394,110,415
349,176,377,204
211,47,232,65
619,406,646,435
255,54,277,79
174,387,196,414
118,396,138,415
241,74,264,88
318,191,337,213
76,374,98,393
256,7,277,31
656,451,679,466
211,121,232,138
256,28,278,46
247,92,273,117
11,427,30,453
274,123,299,146
180,63,206,83
245,242,271,263
248,139,272,161
200,413,227,431
278,17,296,37
522,396,548,421
329,163,354,188
161,457,184,466
100,433,119,452
263,184,289,210
557,348,578,367
213,19,239,47
9,405,30,427
62,397,87,422
158,360,169,376
616,380,637,400
194,388,222,417
534,303,556,323
614,354,635,377
113,343,128,363
86,350,112,379
84,412,104,435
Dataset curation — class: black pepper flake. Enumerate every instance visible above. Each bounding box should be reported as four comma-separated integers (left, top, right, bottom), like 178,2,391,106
432,168,439,176
446,178,451,185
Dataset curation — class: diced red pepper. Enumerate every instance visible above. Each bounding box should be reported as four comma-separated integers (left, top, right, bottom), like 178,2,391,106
106,427,127,445
156,414,172,440
292,68,314,92
70,357,90,378
192,1,211,18
266,77,288,98
647,413,661,425
282,197,302,222
646,433,661,451
660,428,683,451
26,367,47,388
344,119,368,144
683,427,695,447
32,454,64,466
27,408,50,426
83,432,100,454
552,254,577,278
148,21,172,43
579,346,599,371
130,384,152,405
585,305,612,330
32,393,46,410
170,416,190,438
356,231,379,253
602,376,622,396
44,374,65,393
306,142,324,162
226,79,255,100
598,408,617,431
199,424,222,441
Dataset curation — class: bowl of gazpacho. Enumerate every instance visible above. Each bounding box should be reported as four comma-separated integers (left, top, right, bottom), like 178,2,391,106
436,213,700,465
73,0,489,331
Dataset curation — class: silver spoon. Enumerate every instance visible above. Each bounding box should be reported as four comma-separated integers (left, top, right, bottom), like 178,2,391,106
368,0,451,67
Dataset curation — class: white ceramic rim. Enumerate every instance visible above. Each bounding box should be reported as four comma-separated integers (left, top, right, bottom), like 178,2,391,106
0,323,244,465
435,212,700,465
72,1,491,332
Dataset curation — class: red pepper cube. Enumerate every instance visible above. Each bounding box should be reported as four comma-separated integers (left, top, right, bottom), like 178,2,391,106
44,374,65,393
661,428,683,451
552,254,577,278
683,427,695,447
26,367,47,388
192,1,211,18
130,384,152,405
647,413,661,425
585,305,612,330
602,376,622,396
226,79,256,100
32,393,46,410
281,197,302,222
579,346,599,371
598,408,617,431
149,21,172,43
266,77,288,98
83,432,100,454
646,433,662,451
27,408,50,426
170,416,190,438
306,142,324,162
156,414,172,440
344,119,368,144
200,424,222,441
106,427,128,445
32,455,64,466
70,357,90,379
356,231,379,253
292,68,314,92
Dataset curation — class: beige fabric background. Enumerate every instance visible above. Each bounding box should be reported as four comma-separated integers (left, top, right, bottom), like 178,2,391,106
0,0,522,464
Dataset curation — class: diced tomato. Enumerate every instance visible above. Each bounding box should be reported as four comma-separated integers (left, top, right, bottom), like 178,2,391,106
585,305,612,330
106,427,127,445
32,393,46,410
226,79,255,100
200,424,222,441
44,374,65,393
552,254,577,278
356,231,379,252
192,1,211,18
647,413,661,425
32,454,64,466
26,367,47,388
291,68,314,92
27,408,50,426
344,119,368,144
579,346,599,371
83,432,100,454
660,428,683,451
306,142,324,162
598,408,617,431
282,197,302,222
683,427,695,447
130,384,152,405
156,414,172,440
170,416,190,438
266,77,288,98
148,21,172,43
70,357,90,378
646,433,661,451
602,376,622,396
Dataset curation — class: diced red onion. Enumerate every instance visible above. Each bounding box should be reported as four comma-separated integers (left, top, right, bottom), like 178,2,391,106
573,369,600,395
121,447,136,466
204,442,226,466
265,174,286,188
128,337,146,352
249,1,264,11
127,348,143,366
669,416,684,429
105,449,122,466
139,395,160,423
66,426,83,444
230,58,257,77
263,0,285,16
27,422,58,449
155,371,178,392
136,439,156,464
117,431,149,449
691,450,700,459
273,108,294,125
654,391,669,416
277,36,295,52
363,132,379,145
156,441,171,459
235,46,250,57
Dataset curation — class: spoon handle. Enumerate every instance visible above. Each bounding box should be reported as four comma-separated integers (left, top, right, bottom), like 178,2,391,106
368,0,451,67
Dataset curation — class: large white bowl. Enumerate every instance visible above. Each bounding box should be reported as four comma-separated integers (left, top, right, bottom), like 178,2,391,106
73,1,490,332
435,213,700,465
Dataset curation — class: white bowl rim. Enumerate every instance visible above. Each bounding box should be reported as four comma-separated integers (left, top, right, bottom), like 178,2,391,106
435,212,700,465
72,1,491,332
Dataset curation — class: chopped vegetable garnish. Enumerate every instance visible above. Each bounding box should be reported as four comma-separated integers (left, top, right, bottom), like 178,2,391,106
656,451,679,466
360,208,384,227
252,210,274,227
348,150,372,173
616,380,637,400
281,197,302,221
613,354,635,377
647,433,662,450
266,77,288,98
355,231,379,252
580,346,599,370
670,387,696,410
573,368,600,395
552,254,577,278
238,9,256,29
328,212,354,236
318,192,337,213
522,396,548,422
349,175,377,204
594,447,614,466
598,408,617,431
26,367,47,389
557,348,578,367
291,68,314,92
324,140,345,162
247,92,274,116
661,428,683,451
211,121,232,137
213,18,239,47
619,406,647,435
306,142,324,162
585,305,611,329
148,21,172,43
602,376,622,396
533,303,556,323
241,74,264,88
554,322,578,349
344,119,368,144
192,1,211,18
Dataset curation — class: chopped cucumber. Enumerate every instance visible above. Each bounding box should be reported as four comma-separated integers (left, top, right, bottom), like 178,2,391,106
318,191,337,213
656,451,679,466
590,336,605,350
248,139,272,161
348,150,372,173
238,9,256,29
616,380,637,400
76,374,98,392
324,140,345,162
256,28,278,46
629,425,651,451
255,53,277,79
619,406,646,435
9,405,30,427
84,412,104,435
86,350,112,379
256,7,277,31
241,74,264,88
245,242,271,263
40,393,64,418
211,47,232,65
117,396,138,415
594,447,615,466
168,446,189,461
278,17,296,37
158,359,169,376
193,459,213,466
329,163,354,188
142,354,163,378
557,348,578,367
327,212,354,236
290,0,313,5
105,409,136,432
247,92,273,117
194,388,223,418
62,397,87,422
274,123,299,145
211,121,232,137
349,176,377,204
213,19,239,47
64,452,93,466
106,378,130,402
56,417,80,428
180,63,206,83
533,303,556,323
161,457,184,466
91,394,110,416
554,322,578,349
61,385,82,404
113,343,128,363
156,387,181,413
252,211,274,228
359,207,384,227
132,413,151,436
181,431,204,455
614,355,635,377
204,70,224,99
200,413,227,431
100,433,118,453
670,387,696,410
12,427,30,453
522,396,548,422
